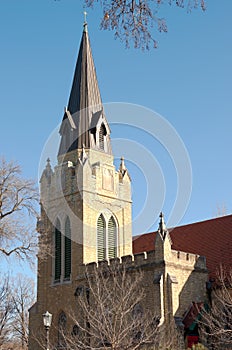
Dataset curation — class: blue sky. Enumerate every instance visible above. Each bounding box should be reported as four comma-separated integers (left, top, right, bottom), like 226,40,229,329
1,0,232,237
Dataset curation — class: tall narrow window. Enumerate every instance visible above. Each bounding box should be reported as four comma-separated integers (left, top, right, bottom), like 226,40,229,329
97,214,106,261
97,214,118,261
64,217,71,280
108,216,117,259
99,124,106,151
55,219,62,281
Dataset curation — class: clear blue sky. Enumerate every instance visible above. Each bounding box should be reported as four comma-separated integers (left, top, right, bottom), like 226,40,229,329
1,0,232,236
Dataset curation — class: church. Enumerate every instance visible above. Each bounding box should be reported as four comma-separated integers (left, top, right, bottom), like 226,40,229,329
28,20,232,349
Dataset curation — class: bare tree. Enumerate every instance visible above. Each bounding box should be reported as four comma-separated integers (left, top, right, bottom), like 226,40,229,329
0,274,35,349
0,275,14,346
200,267,232,349
58,263,160,349
0,157,39,263
32,263,184,350
11,275,35,349
85,0,206,49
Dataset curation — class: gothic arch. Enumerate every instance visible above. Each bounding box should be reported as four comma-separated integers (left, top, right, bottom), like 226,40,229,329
108,215,117,259
97,214,106,261
96,212,118,261
53,216,72,283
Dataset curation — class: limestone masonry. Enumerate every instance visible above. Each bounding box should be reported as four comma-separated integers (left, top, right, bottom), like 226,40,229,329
29,22,211,349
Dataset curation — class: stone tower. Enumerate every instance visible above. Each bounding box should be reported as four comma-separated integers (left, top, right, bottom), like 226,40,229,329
29,21,209,350
29,22,132,349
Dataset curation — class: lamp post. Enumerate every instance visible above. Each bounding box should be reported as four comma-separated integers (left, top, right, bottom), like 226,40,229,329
43,311,52,350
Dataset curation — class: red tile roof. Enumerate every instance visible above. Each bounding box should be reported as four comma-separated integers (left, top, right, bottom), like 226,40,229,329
133,214,232,277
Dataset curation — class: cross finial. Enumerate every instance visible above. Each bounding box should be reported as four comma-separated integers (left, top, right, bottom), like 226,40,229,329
83,11,88,32
84,11,87,23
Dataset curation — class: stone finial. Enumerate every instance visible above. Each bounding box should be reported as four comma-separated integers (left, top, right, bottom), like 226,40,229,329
43,158,53,184
119,156,131,182
158,212,168,239
79,144,88,165
46,158,52,173
119,156,127,173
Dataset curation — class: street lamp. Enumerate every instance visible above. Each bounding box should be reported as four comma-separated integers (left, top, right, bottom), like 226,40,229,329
43,311,52,350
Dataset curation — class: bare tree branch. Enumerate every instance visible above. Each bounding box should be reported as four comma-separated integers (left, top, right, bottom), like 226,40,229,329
0,157,39,264
11,274,35,349
60,263,160,349
85,0,206,49
0,274,35,349
0,275,14,346
200,266,232,349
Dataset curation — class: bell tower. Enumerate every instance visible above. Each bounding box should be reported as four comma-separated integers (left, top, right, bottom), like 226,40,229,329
40,20,132,275
29,21,132,349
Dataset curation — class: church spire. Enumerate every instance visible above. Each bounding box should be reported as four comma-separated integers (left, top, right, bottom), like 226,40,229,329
67,17,103,115
58,21,111,156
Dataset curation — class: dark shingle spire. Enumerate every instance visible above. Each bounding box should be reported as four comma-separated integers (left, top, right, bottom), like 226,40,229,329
67,22,102,116
58,22,111,156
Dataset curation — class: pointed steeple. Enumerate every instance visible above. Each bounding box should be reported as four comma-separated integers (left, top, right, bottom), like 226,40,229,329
67,21,102,116
58,21,111,156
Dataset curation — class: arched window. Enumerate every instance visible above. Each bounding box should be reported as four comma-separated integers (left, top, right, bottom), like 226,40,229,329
54,217,72,283
99,124,106,151
108,216,117,259
97,214,106,261
54,219,61,282
64,217,71,279
97,214,118,261
58,311,66,346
